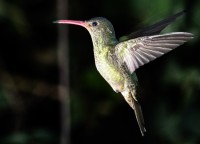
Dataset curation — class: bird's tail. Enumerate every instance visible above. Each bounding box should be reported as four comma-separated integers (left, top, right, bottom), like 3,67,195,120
132,97,146,136
122,90,146,136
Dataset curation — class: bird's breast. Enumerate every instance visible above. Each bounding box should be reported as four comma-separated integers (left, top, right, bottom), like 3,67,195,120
93,47,125,92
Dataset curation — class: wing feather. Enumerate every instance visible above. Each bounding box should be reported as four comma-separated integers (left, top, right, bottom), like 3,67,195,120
115,32,193,73
119,10,186,42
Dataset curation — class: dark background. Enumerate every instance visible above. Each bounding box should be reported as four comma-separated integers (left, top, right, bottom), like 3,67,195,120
0,0,199,144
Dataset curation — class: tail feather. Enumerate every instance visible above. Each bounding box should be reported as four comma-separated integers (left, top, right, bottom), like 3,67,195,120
122,90,146,136
133,98,146,136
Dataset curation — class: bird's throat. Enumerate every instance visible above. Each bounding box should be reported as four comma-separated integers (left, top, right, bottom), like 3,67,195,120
91,34,118,52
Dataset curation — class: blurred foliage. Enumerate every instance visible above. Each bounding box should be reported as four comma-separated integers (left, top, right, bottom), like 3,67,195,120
0,0,200,144
1,129,57,144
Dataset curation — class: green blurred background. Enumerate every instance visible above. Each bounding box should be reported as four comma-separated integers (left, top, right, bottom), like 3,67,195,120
0,0,199,144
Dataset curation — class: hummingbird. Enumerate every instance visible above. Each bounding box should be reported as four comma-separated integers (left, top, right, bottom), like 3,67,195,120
54,11,193,136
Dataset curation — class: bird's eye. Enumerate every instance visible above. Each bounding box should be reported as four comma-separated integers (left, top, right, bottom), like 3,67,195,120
92,21,98,26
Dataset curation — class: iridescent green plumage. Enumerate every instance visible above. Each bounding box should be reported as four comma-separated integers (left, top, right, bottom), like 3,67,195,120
55,11,194,136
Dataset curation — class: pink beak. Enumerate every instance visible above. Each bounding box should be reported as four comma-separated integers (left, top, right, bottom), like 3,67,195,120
53,20,88,28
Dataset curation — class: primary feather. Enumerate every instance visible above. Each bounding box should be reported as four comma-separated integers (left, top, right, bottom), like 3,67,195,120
115,32,194,73
120,10,186,42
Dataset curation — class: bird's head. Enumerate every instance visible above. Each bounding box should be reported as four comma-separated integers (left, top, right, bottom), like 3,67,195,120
54,17,117,46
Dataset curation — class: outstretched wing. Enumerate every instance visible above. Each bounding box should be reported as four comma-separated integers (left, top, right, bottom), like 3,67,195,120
115,32,193,73
119,10,186,42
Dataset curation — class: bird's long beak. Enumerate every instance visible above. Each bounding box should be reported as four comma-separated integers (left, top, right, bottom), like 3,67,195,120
53,20,88,28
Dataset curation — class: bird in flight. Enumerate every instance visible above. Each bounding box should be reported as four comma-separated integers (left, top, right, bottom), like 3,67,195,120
54,10,193,136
